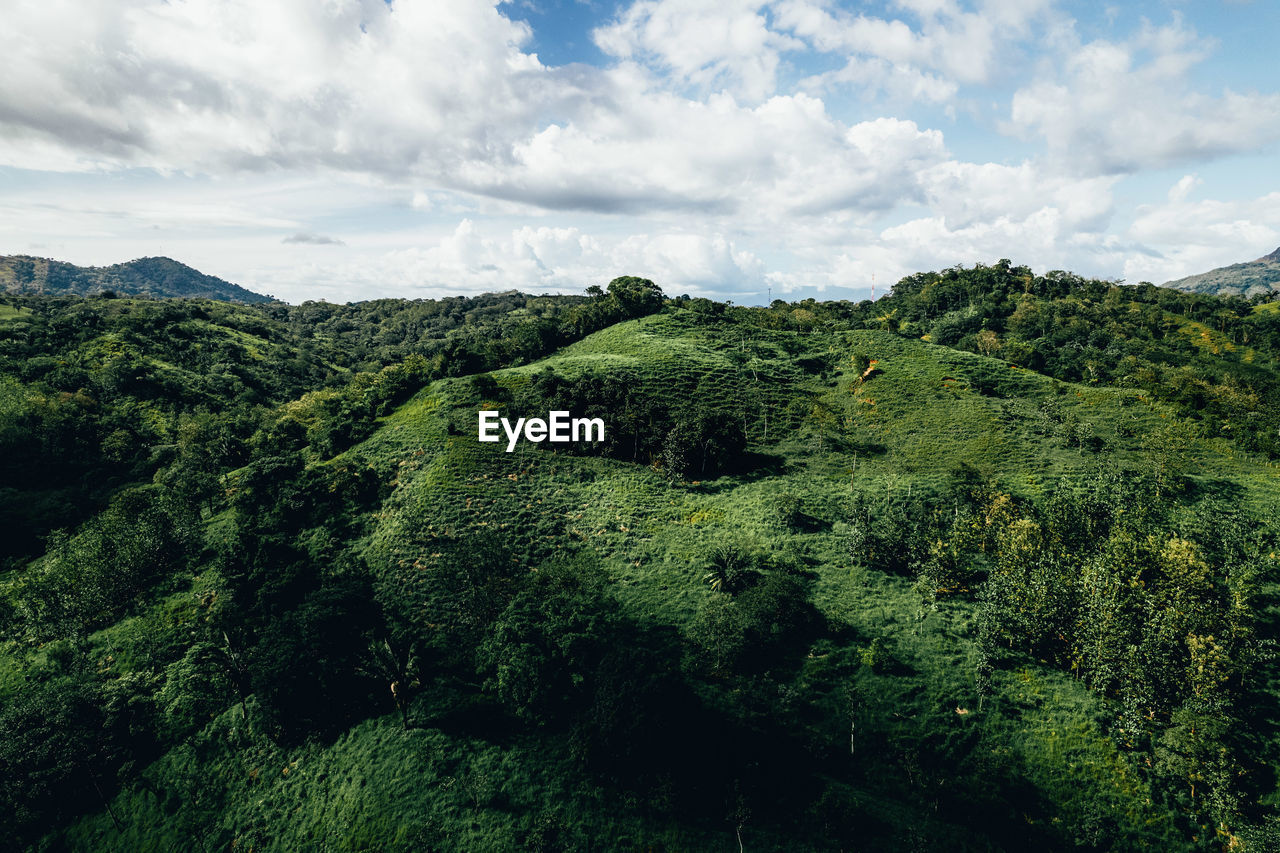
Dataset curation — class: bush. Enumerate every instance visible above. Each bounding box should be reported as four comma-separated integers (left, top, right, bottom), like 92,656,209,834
477,557,620,725
688,574,816,676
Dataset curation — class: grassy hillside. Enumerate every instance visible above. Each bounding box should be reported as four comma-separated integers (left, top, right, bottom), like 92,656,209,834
21,305,1278,851
0,285,641,564
5,269,1280,851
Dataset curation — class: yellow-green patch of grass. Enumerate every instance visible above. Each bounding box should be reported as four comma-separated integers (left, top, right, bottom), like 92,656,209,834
1176,318,1255,362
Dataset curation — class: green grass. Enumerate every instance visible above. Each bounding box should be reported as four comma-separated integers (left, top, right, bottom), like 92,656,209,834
58,310,1278,851
354,313,1280,622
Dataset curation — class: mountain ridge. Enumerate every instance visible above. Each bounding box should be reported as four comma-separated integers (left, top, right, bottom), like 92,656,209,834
1162,245,1280,296
0,254,272,303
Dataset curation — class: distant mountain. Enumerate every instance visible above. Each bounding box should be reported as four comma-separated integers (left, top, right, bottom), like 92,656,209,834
0,254,272,303
1162,246,1280,296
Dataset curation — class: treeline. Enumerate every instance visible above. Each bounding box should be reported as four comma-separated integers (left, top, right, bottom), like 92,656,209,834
741,261,1280,456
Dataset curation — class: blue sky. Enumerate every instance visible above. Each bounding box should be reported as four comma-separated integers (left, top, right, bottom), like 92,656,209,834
0,0,1278,304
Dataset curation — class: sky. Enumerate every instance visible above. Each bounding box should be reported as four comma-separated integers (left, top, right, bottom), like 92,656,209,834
1,0,1278,304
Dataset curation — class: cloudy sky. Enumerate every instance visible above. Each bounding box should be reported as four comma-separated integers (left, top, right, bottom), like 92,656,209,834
1,0,1278,304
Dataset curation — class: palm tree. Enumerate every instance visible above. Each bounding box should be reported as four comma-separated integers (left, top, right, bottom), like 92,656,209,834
358,637,420,729
702,544,758,594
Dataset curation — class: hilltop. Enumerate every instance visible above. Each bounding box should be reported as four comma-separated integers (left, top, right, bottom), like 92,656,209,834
0,254,272,303
1163,246,1280,296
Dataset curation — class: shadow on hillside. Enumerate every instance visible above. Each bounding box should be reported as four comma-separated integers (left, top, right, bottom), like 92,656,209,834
792,512,832,533
415,685,522,746
1185,476,1246,503
691,452,787,493
732,450,787,474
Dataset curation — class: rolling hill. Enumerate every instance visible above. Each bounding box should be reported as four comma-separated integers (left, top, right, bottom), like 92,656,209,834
1163,246,1280,296
4,266,1280,851
0,255,272,302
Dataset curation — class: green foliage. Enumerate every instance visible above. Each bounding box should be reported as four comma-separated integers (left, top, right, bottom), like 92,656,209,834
688,573,817,676
700,542,761,594
248,575,380,743
156,642,234,741
14,487,194,639
858,637,896,672
477,557,620,725
774,492,806,530
7,267,1280,851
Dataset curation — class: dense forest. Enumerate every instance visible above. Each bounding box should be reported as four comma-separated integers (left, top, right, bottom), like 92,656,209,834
2,263,1280,851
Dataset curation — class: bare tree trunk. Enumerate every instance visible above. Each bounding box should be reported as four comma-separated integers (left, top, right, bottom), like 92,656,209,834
90,774,123,833
222,632,249,719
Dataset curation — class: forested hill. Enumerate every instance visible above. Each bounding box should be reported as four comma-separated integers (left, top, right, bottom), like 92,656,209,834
0,255,273,303
0,283,639,562
1163,246,1280,296
3,266,1280,852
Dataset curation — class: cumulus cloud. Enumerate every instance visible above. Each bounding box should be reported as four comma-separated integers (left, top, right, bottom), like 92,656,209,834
1167,174,1202,203
258,219,767,301
1122,190,1280,283
798,57,958,105
593,0,1054,106
1006,17,1280,174
437,76,950,218
592,0,804,102
0,0,547,175
1,0,1277,304
774,0,1051,90
0,0,955,222
921,161,1117,232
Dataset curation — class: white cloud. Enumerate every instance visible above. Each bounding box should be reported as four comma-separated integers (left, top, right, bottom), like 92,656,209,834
241,219,767,302
1123,190,1280,283
0,0,951,223
0,0,1277,305
1167,174,1202,203
1006,17,1280,174
592,0,803,102
921,161,1117,232
0,0,548,176
798,57,958,105
452,80,949,218
772,0,1051,91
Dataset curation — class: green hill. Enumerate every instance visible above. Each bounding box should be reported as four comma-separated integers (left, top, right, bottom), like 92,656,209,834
0,255,273,302
1163,246,1280,296
4,268,1280,851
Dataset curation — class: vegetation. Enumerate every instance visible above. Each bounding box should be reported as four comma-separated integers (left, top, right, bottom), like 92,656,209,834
2,264,1280,851
0,255,273,303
